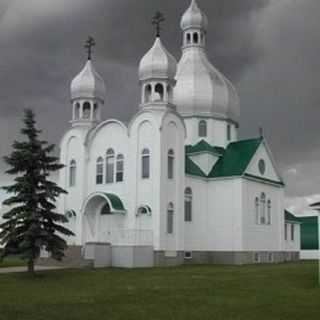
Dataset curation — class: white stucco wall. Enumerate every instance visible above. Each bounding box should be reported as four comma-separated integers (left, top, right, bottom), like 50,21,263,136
284,223,300,252
184,118,237,148
242,179,284,251
246,143,281,182
184,177,242,251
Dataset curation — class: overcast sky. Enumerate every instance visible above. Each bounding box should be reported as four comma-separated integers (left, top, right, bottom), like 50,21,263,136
0,0,319,213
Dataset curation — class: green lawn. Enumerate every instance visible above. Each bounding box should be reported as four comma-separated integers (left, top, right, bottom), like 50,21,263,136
0,262,319,320
0,256,26,268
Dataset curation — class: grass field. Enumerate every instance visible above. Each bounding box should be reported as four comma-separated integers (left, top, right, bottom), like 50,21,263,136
0,261,319,320
0,256,26,268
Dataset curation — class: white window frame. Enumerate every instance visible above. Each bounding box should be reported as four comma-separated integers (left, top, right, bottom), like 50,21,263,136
116,154,124,182
96,157,104,185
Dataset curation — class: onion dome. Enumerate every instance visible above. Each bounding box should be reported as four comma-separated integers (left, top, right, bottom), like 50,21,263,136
174,48,240,123
71,60,106,101
139,37,177,81
181,0,208,31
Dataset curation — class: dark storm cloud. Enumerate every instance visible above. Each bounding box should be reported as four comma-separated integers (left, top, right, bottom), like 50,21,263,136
1,0,320,207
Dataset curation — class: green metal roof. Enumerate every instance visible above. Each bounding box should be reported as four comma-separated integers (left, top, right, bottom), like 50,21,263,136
284,210,301,224
298,216,319,250
186,140,225,156
186,138,263,179
103,193,126,212
185,156,206,178
208,138,262,178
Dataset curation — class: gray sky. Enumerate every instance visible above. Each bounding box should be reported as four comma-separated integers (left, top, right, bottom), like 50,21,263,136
0,0,319,212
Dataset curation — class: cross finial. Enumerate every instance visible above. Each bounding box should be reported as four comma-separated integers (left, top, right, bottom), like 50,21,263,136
152,11,165,38
84,36,96,60
259,126,264,138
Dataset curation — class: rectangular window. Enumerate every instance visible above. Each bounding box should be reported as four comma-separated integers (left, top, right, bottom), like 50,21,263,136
291,224,295,241
184,201,192,222
284,223,288,240
142,156,150,179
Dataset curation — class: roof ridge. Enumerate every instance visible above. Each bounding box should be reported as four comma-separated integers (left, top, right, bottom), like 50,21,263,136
228,137,263,145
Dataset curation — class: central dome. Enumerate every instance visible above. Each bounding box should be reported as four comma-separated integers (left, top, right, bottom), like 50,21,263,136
174,0,240,124
174,50,240,123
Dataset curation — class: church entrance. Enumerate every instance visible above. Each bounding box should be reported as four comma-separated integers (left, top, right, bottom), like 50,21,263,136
81,192,126,245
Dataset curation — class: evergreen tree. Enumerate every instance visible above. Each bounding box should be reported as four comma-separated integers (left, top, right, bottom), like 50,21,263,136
0,109,74,275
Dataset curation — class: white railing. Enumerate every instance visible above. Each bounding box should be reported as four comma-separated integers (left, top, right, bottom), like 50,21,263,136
99,229,153,246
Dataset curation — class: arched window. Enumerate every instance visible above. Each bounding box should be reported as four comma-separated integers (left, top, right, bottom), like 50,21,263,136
144,84,152,103
186,33,191,44
142,148,150,179
96,157,104,184
227,124,231,141
199,120,207,137
101,202,111,215
255,197,259,224
93,103,98,119
154,83,164,101
75,102,80,119
168,149,175,179
116,154,124,182
267,200,271,225
167,203,174,234
185,187,193,222
106,149,115,183
69,160,76,187
260,193,266,224
136,205,152,216
193,32,199,44
83,101,91,119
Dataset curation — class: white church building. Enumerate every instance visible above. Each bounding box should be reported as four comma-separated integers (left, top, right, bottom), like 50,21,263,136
56,0,300,267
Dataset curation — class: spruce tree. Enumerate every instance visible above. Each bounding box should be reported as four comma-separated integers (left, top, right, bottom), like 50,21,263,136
0,109,74,275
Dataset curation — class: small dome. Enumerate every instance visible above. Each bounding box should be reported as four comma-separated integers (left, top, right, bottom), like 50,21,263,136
181,0,208,31
174,49,240,123
71,60,106,101
139,37,177,81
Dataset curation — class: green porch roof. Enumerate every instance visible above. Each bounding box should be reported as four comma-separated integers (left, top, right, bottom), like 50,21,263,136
186,140,225,156
103,193,126,212
284,210,301,224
